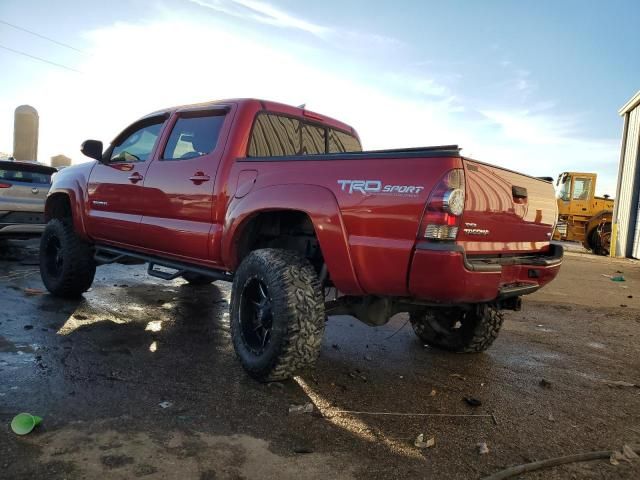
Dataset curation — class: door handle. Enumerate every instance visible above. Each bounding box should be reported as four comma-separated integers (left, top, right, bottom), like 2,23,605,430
128,173,143,183
189,172,210,184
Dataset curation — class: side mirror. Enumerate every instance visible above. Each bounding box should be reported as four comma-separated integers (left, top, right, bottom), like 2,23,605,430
81,140,104,162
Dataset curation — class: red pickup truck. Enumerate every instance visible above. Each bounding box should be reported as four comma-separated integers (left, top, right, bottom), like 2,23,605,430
40,98,562,381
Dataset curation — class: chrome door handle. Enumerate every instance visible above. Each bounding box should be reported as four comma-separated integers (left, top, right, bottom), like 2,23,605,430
128,173,143,183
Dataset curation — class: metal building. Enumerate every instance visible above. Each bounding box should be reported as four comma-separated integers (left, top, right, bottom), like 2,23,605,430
612,90,640,258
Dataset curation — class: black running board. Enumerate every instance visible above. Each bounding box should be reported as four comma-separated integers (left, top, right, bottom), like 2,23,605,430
94,245,233,282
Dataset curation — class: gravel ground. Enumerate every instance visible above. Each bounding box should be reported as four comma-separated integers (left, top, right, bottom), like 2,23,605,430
0,240,639,479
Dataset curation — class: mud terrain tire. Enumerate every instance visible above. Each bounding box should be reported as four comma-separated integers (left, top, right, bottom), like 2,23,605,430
410,304,504,352
230,248,325,382
40,219,96,298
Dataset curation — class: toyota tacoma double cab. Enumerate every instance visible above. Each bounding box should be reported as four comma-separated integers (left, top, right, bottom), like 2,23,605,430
40,98,562,381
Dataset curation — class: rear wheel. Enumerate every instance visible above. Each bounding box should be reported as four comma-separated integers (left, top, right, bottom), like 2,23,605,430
409,304,504,352
39,219,96,298
588,223,611,256
230,248,325,382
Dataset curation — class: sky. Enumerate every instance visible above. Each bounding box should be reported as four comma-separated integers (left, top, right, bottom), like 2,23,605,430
0,0,638,195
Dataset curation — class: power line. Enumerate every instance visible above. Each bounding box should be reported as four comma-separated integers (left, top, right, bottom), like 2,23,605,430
0,19,88,54
0,44,82,73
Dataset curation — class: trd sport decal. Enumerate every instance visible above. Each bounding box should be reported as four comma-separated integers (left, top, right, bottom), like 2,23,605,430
337,180,425,196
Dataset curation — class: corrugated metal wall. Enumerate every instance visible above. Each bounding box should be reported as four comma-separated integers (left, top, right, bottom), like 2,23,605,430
617,106,640,258
634,194,640,258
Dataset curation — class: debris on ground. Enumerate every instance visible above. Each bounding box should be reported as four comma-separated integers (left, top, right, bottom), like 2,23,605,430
477,442,490,455
484,445,640,479
610,444,640,465
610,275,625,282
464,397,482,407
363,354,373,361
602,379,638,388
293,446,314,454
347,371,367,382
548,412,555,422
539,378,552,389
450,374,466,380
10,413,42,435
289,403,314,414
429,389,437,397
23,288,44,296
158,401,173,409
414,434,435,449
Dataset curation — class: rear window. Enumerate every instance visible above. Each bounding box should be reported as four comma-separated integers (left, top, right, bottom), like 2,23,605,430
248,113,361,157
163,113,226,160
302,124,326,155
0,167,51,184
328,129,361,153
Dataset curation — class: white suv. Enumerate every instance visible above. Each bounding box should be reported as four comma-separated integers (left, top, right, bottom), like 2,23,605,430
0,160,56,239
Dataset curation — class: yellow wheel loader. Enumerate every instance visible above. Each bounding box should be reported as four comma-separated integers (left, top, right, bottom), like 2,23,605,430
553,172,614,255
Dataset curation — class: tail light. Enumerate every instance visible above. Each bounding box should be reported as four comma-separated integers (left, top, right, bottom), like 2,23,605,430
419,169,465,241
0,183,12,188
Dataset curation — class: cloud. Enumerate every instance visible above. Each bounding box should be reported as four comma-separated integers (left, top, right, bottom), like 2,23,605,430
189,0,330,36
188,0,403,48
0,14,619,196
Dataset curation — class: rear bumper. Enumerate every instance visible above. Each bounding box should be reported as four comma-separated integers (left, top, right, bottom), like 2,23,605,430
408,242,563,303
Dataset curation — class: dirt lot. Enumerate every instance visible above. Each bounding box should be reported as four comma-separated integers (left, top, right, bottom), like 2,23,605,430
1,240,639,479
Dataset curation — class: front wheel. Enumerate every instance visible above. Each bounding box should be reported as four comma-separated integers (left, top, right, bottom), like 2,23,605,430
230,249,325,382
39,219,96,298
409,304,504,352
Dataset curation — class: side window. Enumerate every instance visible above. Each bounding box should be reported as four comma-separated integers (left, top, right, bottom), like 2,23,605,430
110,120,164,163
328,129,362,153
163,114,226,160
302,124,326,155
572,177,592,200
248,114,301,157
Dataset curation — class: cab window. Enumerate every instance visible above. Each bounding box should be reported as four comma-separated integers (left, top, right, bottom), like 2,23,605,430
163,113,226,160
248,114,301,157
572,177,592,200
110,119,165,163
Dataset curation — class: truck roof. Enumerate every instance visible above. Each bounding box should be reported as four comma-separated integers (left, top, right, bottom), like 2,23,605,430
143,98,357,135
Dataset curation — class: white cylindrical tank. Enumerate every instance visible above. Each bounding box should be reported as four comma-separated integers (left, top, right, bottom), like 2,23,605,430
51,154,72,168
13,105,39,161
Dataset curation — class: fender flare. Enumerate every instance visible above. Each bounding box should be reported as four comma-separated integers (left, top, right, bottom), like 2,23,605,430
222,184,363,295
45,183,91,240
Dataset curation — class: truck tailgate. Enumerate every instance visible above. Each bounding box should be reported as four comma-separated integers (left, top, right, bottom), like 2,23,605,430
460,159,557,254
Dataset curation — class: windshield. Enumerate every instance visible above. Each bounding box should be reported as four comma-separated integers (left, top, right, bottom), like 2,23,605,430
556,174,571,201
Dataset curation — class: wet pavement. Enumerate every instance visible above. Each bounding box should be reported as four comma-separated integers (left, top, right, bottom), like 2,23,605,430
0,240,639,479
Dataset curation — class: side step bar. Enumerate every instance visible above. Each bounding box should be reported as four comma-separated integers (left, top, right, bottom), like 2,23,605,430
94,245,233,283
